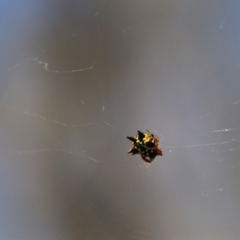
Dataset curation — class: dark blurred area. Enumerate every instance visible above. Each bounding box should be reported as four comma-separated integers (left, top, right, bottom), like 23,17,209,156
1,0,240,239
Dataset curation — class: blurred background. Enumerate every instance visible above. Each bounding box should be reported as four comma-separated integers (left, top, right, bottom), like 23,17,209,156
1,0,240,239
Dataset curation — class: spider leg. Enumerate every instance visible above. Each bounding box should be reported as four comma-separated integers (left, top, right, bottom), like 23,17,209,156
155,149,163,156
141,155,153,163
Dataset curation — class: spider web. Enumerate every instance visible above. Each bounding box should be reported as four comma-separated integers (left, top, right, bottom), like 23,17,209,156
1,1,240,240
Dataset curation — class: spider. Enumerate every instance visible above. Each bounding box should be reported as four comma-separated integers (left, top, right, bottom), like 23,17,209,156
127,130,162,163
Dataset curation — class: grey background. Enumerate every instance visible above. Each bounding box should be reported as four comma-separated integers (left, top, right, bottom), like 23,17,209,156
1,0,240,239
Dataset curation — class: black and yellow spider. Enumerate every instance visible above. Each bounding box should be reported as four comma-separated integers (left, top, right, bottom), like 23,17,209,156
127,130,162,163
